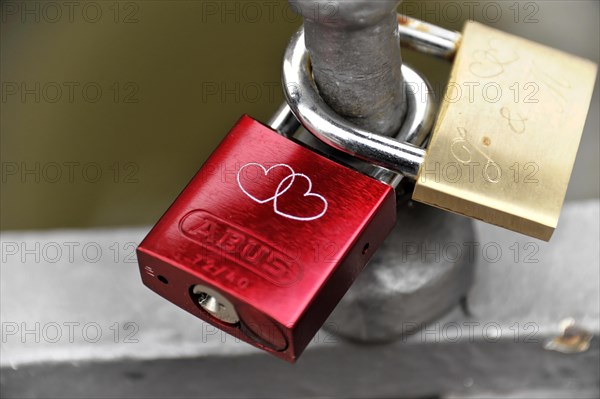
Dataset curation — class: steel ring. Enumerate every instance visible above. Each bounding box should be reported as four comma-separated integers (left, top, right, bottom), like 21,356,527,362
282,27,435,179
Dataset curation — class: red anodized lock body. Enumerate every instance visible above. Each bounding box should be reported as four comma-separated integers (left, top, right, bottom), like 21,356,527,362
137,116,396,362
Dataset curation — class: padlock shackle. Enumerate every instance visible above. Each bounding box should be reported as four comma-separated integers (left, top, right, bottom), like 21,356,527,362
280,15,460,179
283,30,430,179
267,103,301,137
397,15,462,60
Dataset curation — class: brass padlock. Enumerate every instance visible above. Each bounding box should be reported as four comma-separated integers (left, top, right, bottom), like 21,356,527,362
283,17,597,241
412,21,597,241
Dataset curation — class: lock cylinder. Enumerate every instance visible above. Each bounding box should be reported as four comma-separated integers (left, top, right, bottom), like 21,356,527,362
191,284,239,325
190,283,288,352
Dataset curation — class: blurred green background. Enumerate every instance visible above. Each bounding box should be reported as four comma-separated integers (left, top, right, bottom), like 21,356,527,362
1,1,598,231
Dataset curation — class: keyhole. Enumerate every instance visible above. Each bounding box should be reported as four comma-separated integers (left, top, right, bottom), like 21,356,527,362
191,284,239,325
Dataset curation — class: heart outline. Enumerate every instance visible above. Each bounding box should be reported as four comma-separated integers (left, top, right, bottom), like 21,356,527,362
273,173,328,222
236,163,295,204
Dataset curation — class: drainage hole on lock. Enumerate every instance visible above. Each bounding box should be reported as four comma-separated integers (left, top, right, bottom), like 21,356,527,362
362,243,370,255
157,275,169,284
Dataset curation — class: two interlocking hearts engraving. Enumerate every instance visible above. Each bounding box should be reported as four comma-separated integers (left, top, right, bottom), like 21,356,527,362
236,163,328,222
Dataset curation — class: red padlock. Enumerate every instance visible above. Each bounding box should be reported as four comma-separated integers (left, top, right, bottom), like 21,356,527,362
137,116,396,362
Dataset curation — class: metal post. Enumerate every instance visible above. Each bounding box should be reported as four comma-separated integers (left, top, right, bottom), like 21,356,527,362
288,2,477,343
289,0,406,137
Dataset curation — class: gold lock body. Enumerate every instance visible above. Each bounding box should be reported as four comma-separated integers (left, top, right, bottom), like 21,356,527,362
413,21,597,241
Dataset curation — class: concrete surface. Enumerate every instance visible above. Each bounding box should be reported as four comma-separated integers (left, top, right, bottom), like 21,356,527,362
1,200,598,398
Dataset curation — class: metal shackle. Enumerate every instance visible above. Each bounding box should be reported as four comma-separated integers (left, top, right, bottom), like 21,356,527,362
280,15,461,180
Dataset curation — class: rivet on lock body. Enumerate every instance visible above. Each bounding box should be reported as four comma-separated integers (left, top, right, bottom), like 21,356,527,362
137,9,597,362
